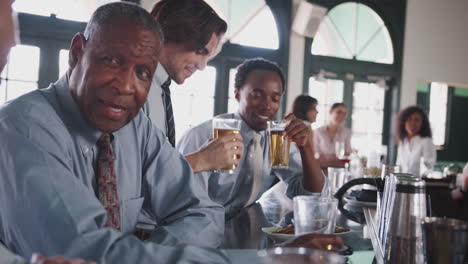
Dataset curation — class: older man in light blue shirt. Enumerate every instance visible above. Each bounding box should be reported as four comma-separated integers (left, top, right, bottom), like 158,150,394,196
0,3,230,263
177,58,327,215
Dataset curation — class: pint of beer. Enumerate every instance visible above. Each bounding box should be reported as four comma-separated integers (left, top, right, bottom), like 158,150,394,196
212,118,241,173
267,121,290,169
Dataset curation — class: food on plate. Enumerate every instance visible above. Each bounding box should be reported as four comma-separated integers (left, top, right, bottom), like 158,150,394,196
334,226,350,233
272,224,294,234
272,224,350,234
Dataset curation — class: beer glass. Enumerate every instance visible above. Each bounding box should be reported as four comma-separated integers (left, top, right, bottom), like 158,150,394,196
267,121,290,169
212,118,241,173
328,167,346,196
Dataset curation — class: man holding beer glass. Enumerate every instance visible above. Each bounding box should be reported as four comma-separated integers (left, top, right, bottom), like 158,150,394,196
177,58,325,214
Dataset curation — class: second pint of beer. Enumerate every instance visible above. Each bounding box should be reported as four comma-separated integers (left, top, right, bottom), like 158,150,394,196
267,121,290,169
212,118,242,173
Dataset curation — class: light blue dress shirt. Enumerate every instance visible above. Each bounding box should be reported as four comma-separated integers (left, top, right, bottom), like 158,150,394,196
0,76,232,263
0,243,26,264
177,113,326,215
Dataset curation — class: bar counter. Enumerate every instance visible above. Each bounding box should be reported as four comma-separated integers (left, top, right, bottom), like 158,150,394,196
222,182,375,263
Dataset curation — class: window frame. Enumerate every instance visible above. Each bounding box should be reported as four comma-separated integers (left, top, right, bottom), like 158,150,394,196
14,0,291,137
303,0,405,162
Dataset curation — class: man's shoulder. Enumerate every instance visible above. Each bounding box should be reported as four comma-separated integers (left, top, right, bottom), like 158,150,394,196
0,88,58,122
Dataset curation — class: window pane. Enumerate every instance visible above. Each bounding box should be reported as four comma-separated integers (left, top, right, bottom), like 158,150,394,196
171,66,217,142
308,77,344,129
351,81,385,153
230,6,279,49
5,81,38,102
312,2,394,64
5,45,40,82
0,81,6,104
429,82,448,146
353,82,385,109
356,28,394,64
355,4,385,55
227,68,239,113
59,49,69,77
208,0,279,50
0,45,40,103
13,0,119,22
312,17,353,59
327,3,356,55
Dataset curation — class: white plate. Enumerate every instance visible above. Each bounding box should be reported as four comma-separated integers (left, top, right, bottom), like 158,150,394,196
261,226,352,241
344,197,377,208
261,227,295,241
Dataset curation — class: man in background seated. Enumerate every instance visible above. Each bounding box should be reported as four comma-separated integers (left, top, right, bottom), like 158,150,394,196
177,58,326,215
144,0,244,173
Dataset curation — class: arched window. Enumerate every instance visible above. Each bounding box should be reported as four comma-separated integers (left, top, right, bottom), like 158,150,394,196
306,2,395,154
312,2,393,64
207,0,279,49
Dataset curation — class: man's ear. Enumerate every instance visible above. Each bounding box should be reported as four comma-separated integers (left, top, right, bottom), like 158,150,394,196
68,33,86,72
234,88,240,102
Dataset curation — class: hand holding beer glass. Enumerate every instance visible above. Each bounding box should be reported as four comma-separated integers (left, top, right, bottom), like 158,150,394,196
212,118,242,173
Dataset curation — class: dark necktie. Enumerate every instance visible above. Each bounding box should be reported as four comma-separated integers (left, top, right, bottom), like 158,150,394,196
161,78,175,147
97,133,121,230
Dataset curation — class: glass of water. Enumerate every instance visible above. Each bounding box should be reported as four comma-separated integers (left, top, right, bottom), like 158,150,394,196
293,196,338,236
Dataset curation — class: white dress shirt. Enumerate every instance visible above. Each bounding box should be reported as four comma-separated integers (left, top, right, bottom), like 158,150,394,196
143,62,169,133
396,135,437,176
313,125,352,159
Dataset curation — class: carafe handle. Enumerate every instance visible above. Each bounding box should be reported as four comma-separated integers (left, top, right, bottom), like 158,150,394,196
334,177,385,223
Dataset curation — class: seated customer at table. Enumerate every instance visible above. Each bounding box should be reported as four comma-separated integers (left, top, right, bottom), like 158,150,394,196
292,94,319,125
395,105,436,176
0,4,343,263
0,2,94,264
0,3,227,262
177,58,326,214
313,103,351,169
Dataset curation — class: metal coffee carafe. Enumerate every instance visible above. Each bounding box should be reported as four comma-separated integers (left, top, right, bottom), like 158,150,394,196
383,175,426,264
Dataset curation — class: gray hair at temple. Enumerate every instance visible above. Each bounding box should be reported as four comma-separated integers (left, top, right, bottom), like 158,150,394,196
84,2,164,48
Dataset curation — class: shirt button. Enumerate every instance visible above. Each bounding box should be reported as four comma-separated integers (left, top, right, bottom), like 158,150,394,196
83,146,89,154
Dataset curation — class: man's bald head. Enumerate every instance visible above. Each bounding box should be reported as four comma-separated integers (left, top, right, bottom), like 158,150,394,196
84,2,164,55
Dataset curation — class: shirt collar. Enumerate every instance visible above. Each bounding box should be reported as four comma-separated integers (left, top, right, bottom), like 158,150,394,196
234,112,266,144
153,62,170,88
54,74,102,146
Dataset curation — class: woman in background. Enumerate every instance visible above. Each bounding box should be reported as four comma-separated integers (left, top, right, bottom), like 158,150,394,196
292,95,319,124
395,105,436,176
314,103,351,169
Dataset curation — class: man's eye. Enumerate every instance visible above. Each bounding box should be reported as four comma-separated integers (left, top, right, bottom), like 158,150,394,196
136,67,151,81
103,56,120,64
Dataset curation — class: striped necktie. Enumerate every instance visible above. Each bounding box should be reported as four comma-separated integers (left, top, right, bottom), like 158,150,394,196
97,133,121,230
245,133,264,207
161,77,175,147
